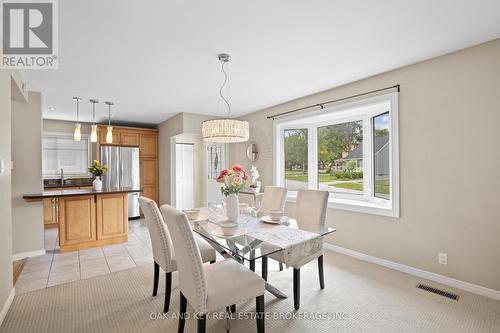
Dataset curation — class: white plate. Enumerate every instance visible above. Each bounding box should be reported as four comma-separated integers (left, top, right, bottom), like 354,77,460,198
261,215,288,224
188,215,209,223
212,227,247,239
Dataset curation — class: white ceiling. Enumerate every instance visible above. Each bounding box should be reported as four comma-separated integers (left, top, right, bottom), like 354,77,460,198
22,0,500,125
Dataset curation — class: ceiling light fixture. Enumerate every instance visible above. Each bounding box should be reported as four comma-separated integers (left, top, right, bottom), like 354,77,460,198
89,99,99,142
105,101,114,144
202,53,249,143
73,97,82,141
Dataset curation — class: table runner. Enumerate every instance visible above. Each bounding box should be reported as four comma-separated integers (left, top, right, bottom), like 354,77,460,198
198,208,323,267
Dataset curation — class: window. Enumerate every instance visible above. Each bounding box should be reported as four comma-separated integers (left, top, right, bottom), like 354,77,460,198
42,133,90,177
373,112,390,199
274,92,399,217
318,120,363,195
284,129,308,190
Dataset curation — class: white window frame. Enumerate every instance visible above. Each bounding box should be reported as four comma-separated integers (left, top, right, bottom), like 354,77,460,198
42,131,92,178
273,92,399,217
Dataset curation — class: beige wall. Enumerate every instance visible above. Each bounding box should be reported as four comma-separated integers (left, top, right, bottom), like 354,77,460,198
229,38,500,291
158,113,183,205
43,118,92,134
0,70,14,323
11,92,44,256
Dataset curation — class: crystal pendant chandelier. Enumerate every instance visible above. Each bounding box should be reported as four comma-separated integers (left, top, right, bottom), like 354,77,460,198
202,54,249,143
89,99,99,142
73,97,82,141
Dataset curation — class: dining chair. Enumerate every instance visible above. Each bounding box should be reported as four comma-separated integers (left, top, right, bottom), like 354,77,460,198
263,189,329,310
258,186,287,217
139,197,217,313
161,204,266,333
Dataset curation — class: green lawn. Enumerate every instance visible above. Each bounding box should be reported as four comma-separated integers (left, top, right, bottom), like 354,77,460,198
374,178,390,195
329,179,389,195
285,170,362,182
285,170,308,182
285,170,389,195
331,182,363,191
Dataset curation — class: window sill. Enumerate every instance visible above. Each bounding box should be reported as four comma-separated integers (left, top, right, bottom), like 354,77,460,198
286,195,399,218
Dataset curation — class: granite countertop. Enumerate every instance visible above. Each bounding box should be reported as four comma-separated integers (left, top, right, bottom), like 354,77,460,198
23,187,141,200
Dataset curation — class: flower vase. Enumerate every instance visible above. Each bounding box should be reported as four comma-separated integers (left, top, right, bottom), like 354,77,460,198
93,176,103,191
225,193,240,222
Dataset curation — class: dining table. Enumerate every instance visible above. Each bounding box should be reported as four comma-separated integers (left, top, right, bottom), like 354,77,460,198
190,207,336,299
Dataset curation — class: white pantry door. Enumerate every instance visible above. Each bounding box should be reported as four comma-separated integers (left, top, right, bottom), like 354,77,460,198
175,143,194,210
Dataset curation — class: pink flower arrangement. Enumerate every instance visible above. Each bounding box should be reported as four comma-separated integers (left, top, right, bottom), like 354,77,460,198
217,164,250,196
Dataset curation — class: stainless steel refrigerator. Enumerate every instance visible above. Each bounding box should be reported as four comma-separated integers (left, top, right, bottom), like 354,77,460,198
101,146,140,218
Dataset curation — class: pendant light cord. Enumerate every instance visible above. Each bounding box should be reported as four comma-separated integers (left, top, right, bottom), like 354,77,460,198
76,99,79,122
220,61,231,118
108,104,111,126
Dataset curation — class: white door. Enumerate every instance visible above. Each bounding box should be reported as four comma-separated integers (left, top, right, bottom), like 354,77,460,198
175,143,194,210
206,143,225,205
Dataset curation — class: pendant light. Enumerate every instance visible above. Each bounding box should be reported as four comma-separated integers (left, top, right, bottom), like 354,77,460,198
105,101,114,143
202,53,249,143
89,99,99,142
73,97,82,141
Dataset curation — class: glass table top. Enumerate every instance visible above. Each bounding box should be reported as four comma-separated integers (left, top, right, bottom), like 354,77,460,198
190,209,336,262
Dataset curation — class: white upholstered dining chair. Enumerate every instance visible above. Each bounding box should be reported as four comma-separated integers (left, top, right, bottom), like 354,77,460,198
139,197,216,313
256,186,288,271
161,204,266,333
258,186,287,217
263,189,329,310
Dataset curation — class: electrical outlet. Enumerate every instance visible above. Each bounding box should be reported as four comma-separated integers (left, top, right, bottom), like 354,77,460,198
438,252,448,265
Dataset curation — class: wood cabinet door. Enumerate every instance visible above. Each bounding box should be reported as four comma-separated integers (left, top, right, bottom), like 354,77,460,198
141,186,157,203
96,194,128,240
139,134,157,158
58,196,96,246
141,158,157,186
43,198,55,225
120,132,140,146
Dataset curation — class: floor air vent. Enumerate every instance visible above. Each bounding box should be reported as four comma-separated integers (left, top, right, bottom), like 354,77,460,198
416,283,459,300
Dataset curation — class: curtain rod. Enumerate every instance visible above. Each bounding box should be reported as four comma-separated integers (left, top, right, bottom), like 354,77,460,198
267,84,400,120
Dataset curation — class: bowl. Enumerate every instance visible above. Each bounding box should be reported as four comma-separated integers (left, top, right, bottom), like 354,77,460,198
220,222,239,236
184,209,200,220
269,210,284,221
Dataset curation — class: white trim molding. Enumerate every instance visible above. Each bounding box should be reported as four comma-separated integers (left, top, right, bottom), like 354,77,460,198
324,243,500,301
12,249,46,261
0,288,15,327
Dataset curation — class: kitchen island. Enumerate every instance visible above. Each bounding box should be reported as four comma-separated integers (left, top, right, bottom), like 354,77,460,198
23,187,140,252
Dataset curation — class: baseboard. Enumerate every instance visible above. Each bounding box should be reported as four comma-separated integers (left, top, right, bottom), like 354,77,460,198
0,288,15,327
324,243,500,301
12,249,46,261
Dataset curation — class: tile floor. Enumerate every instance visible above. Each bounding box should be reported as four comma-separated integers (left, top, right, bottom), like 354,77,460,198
15,219,154,294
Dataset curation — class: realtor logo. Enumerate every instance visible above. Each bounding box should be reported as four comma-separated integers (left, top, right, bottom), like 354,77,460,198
1,0,58,68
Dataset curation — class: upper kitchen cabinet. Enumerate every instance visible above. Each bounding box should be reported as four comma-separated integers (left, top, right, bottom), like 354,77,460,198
120,132,140,146
139,134,157,158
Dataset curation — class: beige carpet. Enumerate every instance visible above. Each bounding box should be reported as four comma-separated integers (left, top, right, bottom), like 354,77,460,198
1,250,500,333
